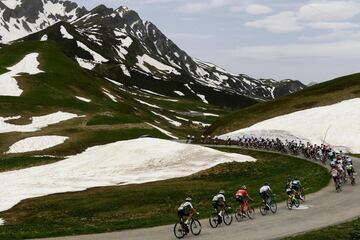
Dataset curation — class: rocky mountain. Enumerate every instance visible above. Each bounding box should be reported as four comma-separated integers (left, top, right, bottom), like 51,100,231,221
0,0,306,106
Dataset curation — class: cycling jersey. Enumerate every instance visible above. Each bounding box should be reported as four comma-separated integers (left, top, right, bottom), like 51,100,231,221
346,164,353,171
259,185,271,193
331,168,339,178
178,202,193,213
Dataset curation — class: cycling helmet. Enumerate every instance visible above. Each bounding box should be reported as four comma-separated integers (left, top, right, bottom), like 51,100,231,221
185,197,192,202
219,190,225,195
241,185,247,190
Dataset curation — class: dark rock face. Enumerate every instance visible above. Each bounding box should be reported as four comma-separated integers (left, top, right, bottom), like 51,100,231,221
0,0,306,104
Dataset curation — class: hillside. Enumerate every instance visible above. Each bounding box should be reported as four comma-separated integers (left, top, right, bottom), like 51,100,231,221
207,73,360,136
0,40,231,160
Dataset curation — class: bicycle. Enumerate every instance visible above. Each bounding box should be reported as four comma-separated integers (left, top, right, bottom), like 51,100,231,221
174,214,202,239
209,205,233,228
335,178,342,192
349,172,356,185
286,192,300,210
235,200,255,221
259,194,277,216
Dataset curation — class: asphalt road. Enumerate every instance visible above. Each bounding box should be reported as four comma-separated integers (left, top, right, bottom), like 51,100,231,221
38,152,360,240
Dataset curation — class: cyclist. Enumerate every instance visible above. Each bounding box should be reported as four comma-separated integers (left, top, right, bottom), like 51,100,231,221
330,165,340,187
177,197,196,231
291,178,304,201
235,185,254,215
259,183,272,209
212,190,226,223
285,178,295,198
346,161,355,182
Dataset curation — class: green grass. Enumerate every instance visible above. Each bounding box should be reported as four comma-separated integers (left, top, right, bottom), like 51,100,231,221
0,156,63,173
86,114,142,125
207,73,360,135
284,218,360,240
0,148,330,239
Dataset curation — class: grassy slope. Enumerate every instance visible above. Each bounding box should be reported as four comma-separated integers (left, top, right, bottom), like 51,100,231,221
0,148,330,239
207,74,360,135
0,40,230,161
284,218,360,240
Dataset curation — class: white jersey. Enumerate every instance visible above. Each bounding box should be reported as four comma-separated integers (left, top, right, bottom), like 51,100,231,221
212,194,226,202
259,185,271,193
178,201,193,211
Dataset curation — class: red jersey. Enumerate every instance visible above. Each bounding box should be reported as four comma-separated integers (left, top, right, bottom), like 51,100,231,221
235,189,248,197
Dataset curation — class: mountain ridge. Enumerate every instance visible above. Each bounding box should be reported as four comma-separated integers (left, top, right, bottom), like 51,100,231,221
0,0,306,104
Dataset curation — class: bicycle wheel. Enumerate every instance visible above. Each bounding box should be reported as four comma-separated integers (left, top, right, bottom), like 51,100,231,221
174,223,186,239
259,203,268,216
270,201,277,214
190,219,202,236
294,198,300,208
235,209,245,222
223,211,233,225
246,207,255,219
209,213,219,228
286,198,293,210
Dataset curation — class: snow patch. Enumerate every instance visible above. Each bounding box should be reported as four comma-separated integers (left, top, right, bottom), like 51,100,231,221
0,112,79,133
1,0,22,9
197,94,209,104
146,123,178,139
76,41,108,63
221,98,360,153
140,89,167,97
7,136,69,154
135,99,161,109
136,54,180,75
120,64,131,77
151,111,182,127
174,91,185,96
104,77,123,87
75,58,96,70
0,53,43,96
0,138,255,213
76,96,91,103
192,121,211,127
60,25,73,39
203,113,220,117
40,34,48,41
102,88,117,102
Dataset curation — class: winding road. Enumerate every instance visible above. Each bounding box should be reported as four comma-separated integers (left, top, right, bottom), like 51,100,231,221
38,148,360,240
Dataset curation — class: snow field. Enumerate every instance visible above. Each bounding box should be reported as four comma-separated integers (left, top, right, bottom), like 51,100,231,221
0,53,43,96
7,136,69,154
0,138,255,213
0,111,79,133
221,98,360,153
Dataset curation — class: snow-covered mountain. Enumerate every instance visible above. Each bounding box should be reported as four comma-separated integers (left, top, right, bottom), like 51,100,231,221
0,0,86,42
0,0,306,103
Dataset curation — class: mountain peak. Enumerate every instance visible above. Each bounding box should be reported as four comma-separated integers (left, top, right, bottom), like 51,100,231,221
117,6,129,12
1,0,22,10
